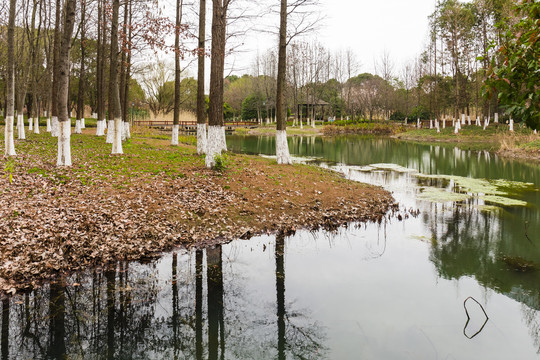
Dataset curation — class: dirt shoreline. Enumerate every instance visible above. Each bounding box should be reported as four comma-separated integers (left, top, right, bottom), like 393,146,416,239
0,131,395,294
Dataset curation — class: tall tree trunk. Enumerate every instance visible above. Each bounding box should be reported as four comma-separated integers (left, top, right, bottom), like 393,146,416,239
96,0,103,135
275,0,292,164
31,0,43,134
196,0,207,154
108,0,123,154
76,0,87,134
50,0,62,137
4,0,17,155
122,0,132,139
206,0,229,168
56,0,77,166
119,0,128,123
172,0,184,146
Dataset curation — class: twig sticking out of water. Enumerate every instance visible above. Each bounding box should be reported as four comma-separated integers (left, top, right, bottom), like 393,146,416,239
463,296,489,339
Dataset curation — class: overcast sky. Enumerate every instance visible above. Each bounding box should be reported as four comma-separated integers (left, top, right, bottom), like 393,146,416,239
224,0,437,77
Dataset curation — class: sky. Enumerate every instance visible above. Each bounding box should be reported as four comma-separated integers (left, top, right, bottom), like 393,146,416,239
226,0,437,77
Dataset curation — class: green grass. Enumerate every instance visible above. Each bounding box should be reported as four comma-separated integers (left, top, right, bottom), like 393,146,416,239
520,139,540,150
1,127,204,187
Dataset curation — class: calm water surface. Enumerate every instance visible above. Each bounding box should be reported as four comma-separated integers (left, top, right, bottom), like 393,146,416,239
1,135,539,359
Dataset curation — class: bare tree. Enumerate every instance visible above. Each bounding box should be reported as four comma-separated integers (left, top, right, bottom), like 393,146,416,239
75,0,87,134
4,0,16,155
375,49,394,120
50,0,62,137
275,0,292,164
172,0,185,146
205,0,231,168
108,0,123,154
196,0,207,154
56,0,77,166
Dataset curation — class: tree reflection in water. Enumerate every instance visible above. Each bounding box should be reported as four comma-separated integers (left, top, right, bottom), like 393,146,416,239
0,238,327,359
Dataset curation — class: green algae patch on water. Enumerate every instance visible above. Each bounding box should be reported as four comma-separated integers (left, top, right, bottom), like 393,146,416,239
491,179,535,192
475,205,503,212
349,165,377,172
481,195,528,207
453,176,507,196
370,163,419,173
417,187,471,203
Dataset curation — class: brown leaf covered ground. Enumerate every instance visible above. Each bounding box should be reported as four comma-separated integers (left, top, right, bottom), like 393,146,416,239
0,127,395,293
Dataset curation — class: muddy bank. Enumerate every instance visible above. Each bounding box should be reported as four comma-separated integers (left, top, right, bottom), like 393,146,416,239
0,132,395,294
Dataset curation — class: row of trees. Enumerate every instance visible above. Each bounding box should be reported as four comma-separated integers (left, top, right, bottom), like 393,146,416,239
2,0,537,166
1,0,320,167
218,0,537,129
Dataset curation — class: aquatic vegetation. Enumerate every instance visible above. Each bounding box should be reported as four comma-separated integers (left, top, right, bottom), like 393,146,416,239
369,163,535,206
481,195,528,207
500,255,537,272
370,163,419,173
417,187,471,203
491,179,535,191
475,205,502,212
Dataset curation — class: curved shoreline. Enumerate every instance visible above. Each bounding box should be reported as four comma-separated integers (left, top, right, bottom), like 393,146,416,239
0,131,395,294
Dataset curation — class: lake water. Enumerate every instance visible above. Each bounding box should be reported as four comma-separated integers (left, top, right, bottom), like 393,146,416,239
1,135,539,359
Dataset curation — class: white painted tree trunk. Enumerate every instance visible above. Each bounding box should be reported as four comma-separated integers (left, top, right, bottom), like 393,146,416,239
121,121,126,141
300,119,303,129
51,116,59,137
171,124,179,146
123,122,130,139
483,118,488,130
4,116,16,156
205,125,222,168
442,119,446,129
17,115,25,139
467,115,471,126
454,121,459,134
404,117,408,125
96,120,102,136
112,118,123,154
494,113,499,123
33,117,39,134
74,119,82,134
276,130,292,164
509,119,514,132
417,118,420,128
106,120,114,143
81,118,86,129
461,114,465,125
96,120,106,136
197,123,207,155
220,126,227,151
56,121,72,166
312,119,316,128
46,118,51,132
429,119,433,129
29,117,33,131
534,129,537,135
